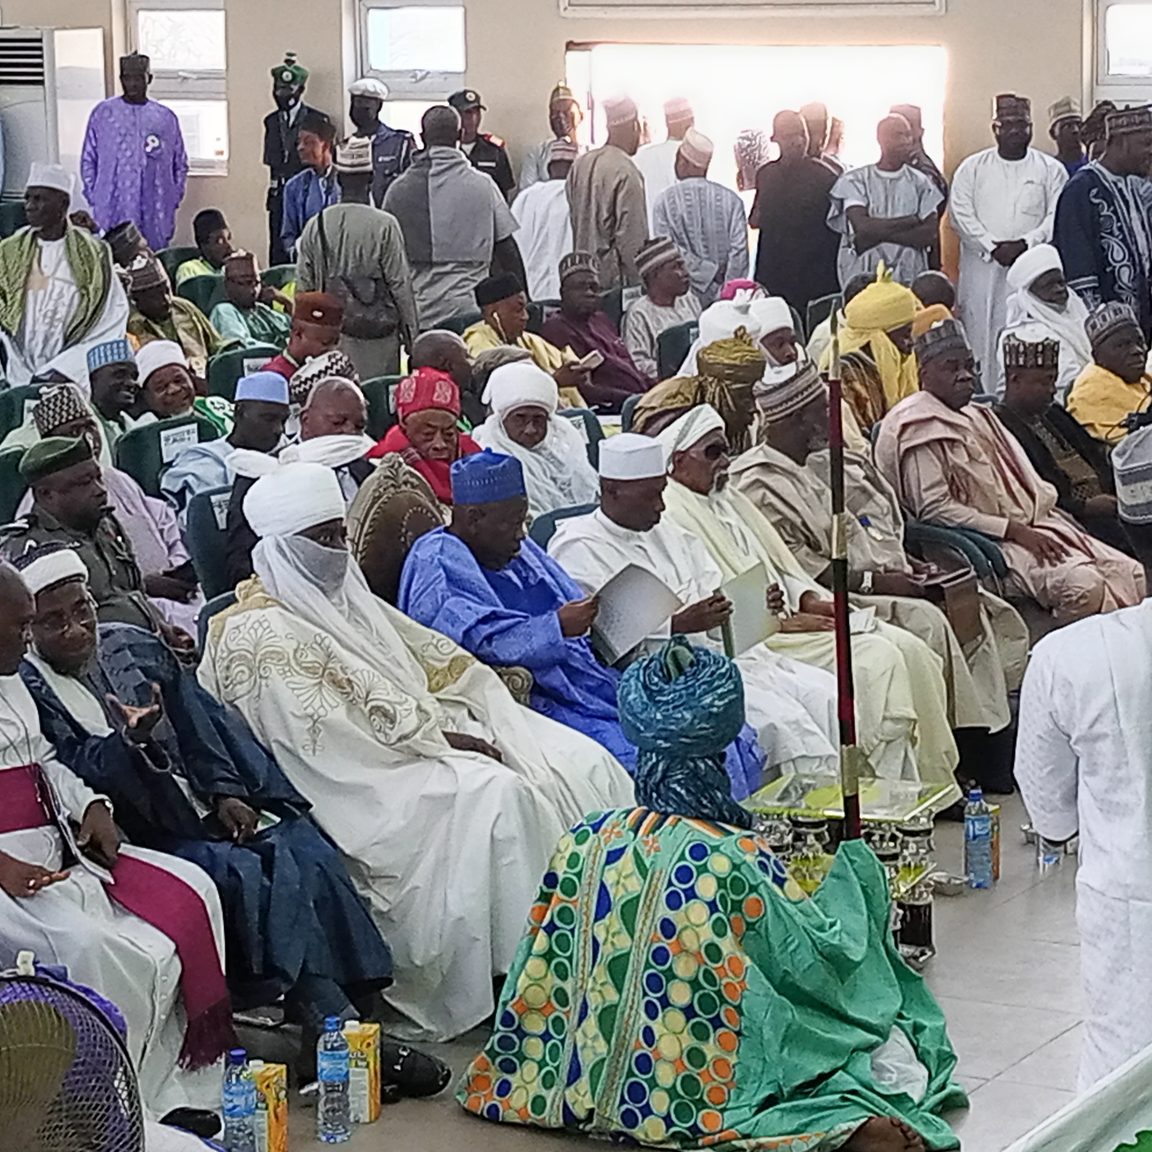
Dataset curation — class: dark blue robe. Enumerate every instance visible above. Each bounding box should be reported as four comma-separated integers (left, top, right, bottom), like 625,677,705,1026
398,529,766,799
21,623,393,1013
1054,162,1152,339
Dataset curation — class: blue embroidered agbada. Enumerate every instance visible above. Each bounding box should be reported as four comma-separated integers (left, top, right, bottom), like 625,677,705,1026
1054,162,1152,339
398,528,766,797
21,623,393,1018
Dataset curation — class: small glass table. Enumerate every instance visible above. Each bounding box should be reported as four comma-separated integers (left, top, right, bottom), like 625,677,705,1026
744,773,957,824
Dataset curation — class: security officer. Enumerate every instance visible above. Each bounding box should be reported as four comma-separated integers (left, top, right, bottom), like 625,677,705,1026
449,89,516,201
348,77,415,208
262,53,321,266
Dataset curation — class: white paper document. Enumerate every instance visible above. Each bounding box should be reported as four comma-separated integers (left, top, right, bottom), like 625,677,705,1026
717,562,780,657
591,564,682,665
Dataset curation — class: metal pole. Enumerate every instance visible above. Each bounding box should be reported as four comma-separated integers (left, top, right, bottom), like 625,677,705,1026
827,312,862,840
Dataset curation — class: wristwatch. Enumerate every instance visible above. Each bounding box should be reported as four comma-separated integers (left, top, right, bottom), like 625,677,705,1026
860,571,875,595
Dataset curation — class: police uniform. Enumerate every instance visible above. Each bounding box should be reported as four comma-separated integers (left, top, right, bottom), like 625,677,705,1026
370,123,416,208
449,89,516,199
263,54,319,266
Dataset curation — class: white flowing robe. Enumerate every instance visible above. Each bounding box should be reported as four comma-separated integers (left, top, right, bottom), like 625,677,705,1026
949,148,1067,387
198,572,633,1041
547,509,842,780
577,484,958,792
633,140,680,231
1015,602,1152,1091
510,180,573,301
0,675,222,1118
1,236,131,390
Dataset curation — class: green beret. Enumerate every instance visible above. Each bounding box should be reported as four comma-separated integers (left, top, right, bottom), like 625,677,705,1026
272,53,308,86
20,436,94,484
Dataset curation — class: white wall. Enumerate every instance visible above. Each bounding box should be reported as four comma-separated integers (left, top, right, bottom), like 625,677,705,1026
0,0,1088,262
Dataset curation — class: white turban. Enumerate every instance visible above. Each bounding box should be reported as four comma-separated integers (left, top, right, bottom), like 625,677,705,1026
698,297,765,345
749,296,794,336
243,462,346,539
1007,244,1064,293
18,547,88,597
135,340,187,383
482,362,558,418
655,404,725,458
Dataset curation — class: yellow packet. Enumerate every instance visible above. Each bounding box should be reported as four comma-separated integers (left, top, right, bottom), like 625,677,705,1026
343,1020,381,1123
252,1061,288,1152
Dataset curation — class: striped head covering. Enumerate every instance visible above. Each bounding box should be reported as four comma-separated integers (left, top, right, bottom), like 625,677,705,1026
636,237,680,282
288,350,360,407
914,317,972,367
126,253,167,294
33,385,90,437
1113,425,1152,524
754,359,824,423
1002,331,1061,370
696,332,766,385
1106,105,1152,140
559,251,598,285
86,338,134,376
1086,301,1141,349
547,139,579,164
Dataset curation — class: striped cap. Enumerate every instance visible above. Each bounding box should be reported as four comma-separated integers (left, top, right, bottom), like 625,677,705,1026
1112,424,1152,523
753,359,824,424
636,237,680,281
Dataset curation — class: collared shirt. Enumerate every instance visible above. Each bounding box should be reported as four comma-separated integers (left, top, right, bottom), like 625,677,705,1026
0,507,158,632
280,166,341,257
370,123,416,208
464,133,515,198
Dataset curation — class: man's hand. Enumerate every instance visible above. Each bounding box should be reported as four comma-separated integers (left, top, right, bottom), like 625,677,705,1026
992,240,1028,267
77,802,120,868
798,591,835,617
554,363,591,393
159,624,197,654
557,596,599,638
215,797,259,843
871,572,926,599
1006,521,1070,566
766,583,786,615
105,683,163,745
144,573,198,603
1083,494,1119,518
443,731,504,761
258,285,293,310
0,850,69,898
780,612,836,633
69,210,99,234
671,594,732,635
909,558,940,578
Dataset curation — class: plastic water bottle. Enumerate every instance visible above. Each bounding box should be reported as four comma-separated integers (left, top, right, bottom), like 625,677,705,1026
222,1048,257,1152
964,787,994,890
317,1016,352,1143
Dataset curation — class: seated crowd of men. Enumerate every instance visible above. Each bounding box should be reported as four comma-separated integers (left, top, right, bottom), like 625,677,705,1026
0,65,1149,1152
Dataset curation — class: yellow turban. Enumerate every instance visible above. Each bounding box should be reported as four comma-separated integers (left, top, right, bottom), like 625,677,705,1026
843,277,919,335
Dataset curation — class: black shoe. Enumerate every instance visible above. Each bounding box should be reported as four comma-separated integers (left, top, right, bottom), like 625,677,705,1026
381,1043,452,1098
160,1108,221,1139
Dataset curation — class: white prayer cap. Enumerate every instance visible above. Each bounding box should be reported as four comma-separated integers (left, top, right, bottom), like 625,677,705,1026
1112,425,1152,524
1007,244,1064,293
749,296,794,336
603,96,639,129
664,97,693,121
244,462,346,539
677,128,713,168
598,432,667,481
698,297,765,346
134,339,188,383
348,76,389,100
26,162,73,199
483,361,558,418
656,404,725,458
13,543,88,597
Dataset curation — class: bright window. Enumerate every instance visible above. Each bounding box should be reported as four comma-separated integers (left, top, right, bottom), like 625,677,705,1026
357,1,466,100
129,0,228,173
569,43,947,189
1103,2,1152,78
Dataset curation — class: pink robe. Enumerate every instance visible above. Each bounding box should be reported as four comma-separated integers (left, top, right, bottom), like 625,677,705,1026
875,391,1144,622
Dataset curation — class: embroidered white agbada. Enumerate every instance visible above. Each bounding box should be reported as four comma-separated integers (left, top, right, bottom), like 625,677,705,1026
1015,601,1152,1090
949,148,1067,385
510,180,573,301
731,441,1027,733
547,508,840,780
0,674,223,1118
198,536,633,1042
648,480,960,793
1,237,131,389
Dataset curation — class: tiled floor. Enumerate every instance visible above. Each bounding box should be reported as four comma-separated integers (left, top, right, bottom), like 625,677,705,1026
283,793,1082,1151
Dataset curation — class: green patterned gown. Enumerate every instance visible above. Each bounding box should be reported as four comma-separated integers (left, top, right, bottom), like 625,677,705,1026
459,809,965,1150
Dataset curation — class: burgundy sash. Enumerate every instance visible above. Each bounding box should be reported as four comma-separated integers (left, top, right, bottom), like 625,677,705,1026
0,764,235,1068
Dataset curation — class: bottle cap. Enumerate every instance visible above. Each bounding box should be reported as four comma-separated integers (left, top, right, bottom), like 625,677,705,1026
324,1015,342,1030
248,1059,265,1069
228,1047,247,1063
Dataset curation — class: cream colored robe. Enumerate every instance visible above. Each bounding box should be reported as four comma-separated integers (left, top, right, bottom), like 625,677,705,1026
731,441,1028,732
199,578,633,1042
875,391,1145,623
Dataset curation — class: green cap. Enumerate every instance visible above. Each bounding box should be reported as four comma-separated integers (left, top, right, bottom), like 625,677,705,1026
272,52,308,86
20,436,93,483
